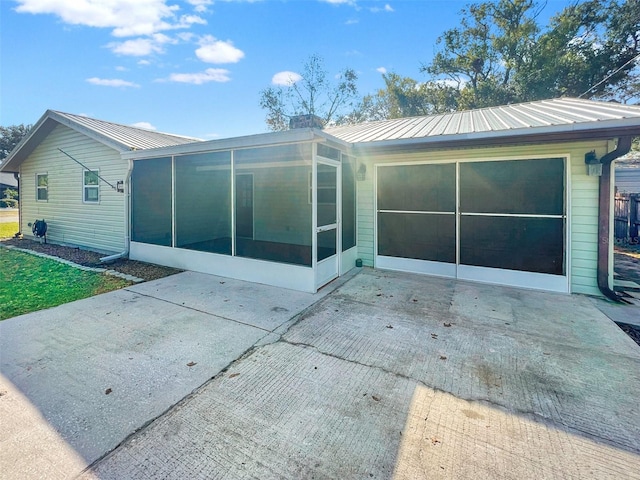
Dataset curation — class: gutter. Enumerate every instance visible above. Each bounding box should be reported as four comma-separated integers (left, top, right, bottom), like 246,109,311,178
100,159,133,263
597,136,633,302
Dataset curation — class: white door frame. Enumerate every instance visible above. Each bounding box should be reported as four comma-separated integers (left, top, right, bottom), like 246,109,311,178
314,156,341,289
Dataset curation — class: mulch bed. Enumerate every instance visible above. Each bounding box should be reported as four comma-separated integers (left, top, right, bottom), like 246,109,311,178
616,323,640,347
1,238,182,282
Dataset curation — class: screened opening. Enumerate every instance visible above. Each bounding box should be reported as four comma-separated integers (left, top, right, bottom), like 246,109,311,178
378,163,456,212
460,216,564,274
459,158,565,275
234,144,312,266
378,163,456,263
342,154,356,251
378,212,456,262
460,159,564,215
131,157,172,246
175,151,231,254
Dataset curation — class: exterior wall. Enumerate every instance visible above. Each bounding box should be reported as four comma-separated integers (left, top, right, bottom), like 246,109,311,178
19,124,127,253
615,166,640,195
355,140,611,296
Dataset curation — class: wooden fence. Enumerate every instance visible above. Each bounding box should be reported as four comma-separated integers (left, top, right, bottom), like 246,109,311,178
615,194,640,243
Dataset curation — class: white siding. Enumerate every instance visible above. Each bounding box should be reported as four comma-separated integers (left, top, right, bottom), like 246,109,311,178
355,140,610,296
615,167,640,194
20,124,128,253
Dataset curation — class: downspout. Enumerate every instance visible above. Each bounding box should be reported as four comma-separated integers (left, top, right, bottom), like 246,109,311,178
14,172,21,238
597,136,633,302
100,159,133,263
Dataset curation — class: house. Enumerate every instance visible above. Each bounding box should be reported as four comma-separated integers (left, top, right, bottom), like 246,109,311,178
0,110,199,253
616,156,640,195
0,172,18,202
3,98,640,298
615,155,640,242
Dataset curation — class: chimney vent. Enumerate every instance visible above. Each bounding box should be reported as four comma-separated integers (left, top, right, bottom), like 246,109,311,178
289,114,325,130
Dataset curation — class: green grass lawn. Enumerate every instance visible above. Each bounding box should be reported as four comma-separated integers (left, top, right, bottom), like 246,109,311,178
0,222,19,238
0,249,131,320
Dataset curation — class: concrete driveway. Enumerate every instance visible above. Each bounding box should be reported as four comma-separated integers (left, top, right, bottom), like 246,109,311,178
2,269,639,479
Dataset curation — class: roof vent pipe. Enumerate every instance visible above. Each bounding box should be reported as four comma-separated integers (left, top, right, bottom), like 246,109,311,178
597,136,633,302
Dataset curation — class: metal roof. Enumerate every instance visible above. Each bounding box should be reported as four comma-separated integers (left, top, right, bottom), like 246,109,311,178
49,110,201,150
1,110,201,172
325,98,640,146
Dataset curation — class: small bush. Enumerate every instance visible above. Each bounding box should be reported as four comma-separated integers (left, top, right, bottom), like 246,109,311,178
0,199,18,208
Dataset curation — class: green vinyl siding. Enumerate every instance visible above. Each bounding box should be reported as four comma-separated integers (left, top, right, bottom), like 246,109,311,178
355,140,610,296
19,124,127,253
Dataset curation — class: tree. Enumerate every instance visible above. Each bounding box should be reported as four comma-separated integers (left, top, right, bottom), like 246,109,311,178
0,124,32,162
342,73,460,123
519,0,640,101
260,55,358,131
350,0,639,122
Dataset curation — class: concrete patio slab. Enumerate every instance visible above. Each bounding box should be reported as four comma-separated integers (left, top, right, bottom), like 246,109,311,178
79,269,640,480
1,270,340,479
126,270,331,332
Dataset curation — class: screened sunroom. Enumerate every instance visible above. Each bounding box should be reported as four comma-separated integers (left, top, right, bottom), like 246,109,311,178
124,129,357,292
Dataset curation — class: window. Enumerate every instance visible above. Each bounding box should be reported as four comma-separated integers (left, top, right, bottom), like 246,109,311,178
83,170,99,203
36,173,48,201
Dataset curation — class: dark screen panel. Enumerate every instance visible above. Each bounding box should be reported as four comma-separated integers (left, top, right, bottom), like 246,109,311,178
378,163,456,212
342,155,356,251
378,212,456,263
460,158,564,215
131,157,172,246
459,216,564,275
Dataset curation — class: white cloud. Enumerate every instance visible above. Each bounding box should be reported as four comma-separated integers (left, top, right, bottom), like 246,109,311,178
86,77,140,87
165,68,231,84
14,0,205,37
109,38,162,56
376,67,387,74
130,121,157,130
370,3,394,13
271,71,302,86
115,66,127,71
138,59,151,66
195,35,245,64
108,33,177,56
186,0,214,13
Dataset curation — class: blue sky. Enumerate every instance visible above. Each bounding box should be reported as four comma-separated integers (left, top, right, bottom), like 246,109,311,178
1,0,577,140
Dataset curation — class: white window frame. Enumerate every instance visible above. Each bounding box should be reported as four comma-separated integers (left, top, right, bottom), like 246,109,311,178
83,169,100,204
36,173,48,202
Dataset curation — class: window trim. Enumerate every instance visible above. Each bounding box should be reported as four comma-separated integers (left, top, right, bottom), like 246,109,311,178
36,173,48,202
83,169,100,204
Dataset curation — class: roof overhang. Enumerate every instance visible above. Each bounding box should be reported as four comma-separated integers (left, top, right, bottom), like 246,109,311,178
0,110,130,173
122,128,350,160
350,120,640,156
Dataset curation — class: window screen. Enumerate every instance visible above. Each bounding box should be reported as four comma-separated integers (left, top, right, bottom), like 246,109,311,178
131,157,172,246
378,212,456,263
378,163,456,212
460,216,564,274
175,151,231,254
460,159,564,215
342,155,356,251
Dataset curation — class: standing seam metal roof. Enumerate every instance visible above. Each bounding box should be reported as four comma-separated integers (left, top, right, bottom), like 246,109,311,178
51,110,202,150
325,97,640,144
